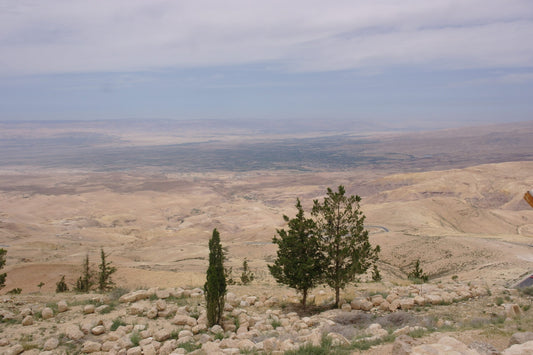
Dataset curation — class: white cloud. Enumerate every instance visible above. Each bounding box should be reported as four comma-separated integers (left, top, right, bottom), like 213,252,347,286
0,0,532,75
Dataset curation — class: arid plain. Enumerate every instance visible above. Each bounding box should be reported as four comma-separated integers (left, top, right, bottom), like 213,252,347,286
1,119,532,294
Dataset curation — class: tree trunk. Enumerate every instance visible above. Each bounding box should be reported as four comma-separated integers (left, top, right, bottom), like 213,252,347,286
335,287,340,308
302,289,308,309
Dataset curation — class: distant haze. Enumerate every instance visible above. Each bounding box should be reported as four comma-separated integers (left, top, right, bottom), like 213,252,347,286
1,1,533,124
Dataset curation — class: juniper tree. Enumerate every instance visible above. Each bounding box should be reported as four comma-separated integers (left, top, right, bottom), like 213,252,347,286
407,259,429,283
312,186,380,308
269,198,323,308
56,275,69,292
240,258,254,285
205,228,226,326
0,248,6,290
98,248,117,292
75,253,93,292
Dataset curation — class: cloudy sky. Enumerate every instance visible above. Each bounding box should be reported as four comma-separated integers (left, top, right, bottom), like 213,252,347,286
1,0,532,127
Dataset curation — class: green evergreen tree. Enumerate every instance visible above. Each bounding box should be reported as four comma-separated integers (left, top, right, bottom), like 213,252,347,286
56,275,69,293
312,186,380,308
269,198,323,308
205,228,226,327
240,258,254,285
0,248,6,290
75,253,93,292
98,248,117,292
407,259,429,283
371,264,382,281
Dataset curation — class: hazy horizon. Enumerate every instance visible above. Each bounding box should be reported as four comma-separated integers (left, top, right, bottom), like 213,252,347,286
1,1,533,125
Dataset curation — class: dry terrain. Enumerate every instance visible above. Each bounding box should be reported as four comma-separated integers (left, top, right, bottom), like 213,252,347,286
0,119,532,353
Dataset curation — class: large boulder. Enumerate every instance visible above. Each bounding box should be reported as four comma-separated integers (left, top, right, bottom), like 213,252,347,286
509,332,533,346
503,340,533,355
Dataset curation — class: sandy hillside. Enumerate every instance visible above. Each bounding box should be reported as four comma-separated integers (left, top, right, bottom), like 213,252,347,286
0,161,532,293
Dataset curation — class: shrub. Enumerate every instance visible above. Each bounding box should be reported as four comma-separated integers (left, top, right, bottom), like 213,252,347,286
56,276,69,293
130,331,140,346
407,259,429,283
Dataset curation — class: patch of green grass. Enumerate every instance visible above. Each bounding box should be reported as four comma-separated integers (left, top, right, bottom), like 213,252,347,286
271,319,282,329
522,304,531,312
130,331,140,347
408,328,428,338
110,318,126,331
495,297,504,306
214,332,224,340
285,336,338,355
170,330,180,340
350,334,396,351
177,340,201,352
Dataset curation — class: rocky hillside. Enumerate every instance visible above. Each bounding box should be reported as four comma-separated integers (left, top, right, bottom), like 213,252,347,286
0,281,532,354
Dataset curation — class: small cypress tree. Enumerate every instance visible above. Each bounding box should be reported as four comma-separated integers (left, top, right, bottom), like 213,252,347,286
371,264,382,281
205,228,226,327
269,198,323,308
240,258,254,285
0,248,6,290
98,248,117,292
407,259,429,283
75,253,93,292
56,275,69,293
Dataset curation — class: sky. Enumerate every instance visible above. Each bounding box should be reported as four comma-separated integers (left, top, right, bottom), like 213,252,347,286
1,0,533,127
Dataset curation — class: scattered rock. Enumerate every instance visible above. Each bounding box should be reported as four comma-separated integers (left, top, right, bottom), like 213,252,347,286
508,332,533,346
57,300,68,312
83,304,95,314
503,340,533,355
81,340,101,353
43,337,59,351
91,325,106,335
65,324,85,340
392,335,416,355
503,304,521,319
41,307,54,319
21,315,33,326
469,341,501,355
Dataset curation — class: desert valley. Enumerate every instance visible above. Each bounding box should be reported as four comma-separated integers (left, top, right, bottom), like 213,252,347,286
0,119,532,354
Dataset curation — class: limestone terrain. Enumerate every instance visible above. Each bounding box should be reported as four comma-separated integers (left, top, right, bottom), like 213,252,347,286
0,120,532,353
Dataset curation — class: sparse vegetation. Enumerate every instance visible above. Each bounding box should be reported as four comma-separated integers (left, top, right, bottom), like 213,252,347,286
75,253,93,292
0,248,6,290
407,259,429,283
240,258,254,285
7,287,21,294
98,247,116,292
111,318,126,331
56,275,69,292
130,331,140,346
371,264,382,281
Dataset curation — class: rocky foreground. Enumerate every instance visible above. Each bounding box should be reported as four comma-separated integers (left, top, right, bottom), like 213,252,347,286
0,282,532,354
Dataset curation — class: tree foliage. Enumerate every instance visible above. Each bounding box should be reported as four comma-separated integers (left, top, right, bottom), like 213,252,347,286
312,186,380,308
0,248,6,290
56,275,69,293
205,228,226,326
269,198,323,308
98,248,117,292
407,259,429,283
75,253,93,292
240,258,254,285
